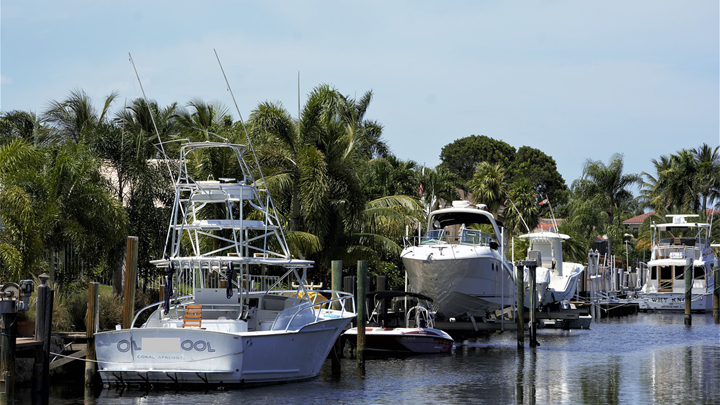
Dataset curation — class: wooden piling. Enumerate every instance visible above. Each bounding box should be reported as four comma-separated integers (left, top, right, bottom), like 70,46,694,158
1,310,18,403
684,258,691,326
330,260,342,371
122,236,139,329
85,282,99,386
32,279,48,405
529,263,537,348
331,260,342,311
526,251,540,348
356,260,367,371
714,258,719,324
516,264,525,349
40,288,53,400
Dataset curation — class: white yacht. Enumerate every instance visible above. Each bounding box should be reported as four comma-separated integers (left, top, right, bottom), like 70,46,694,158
518,231,584,307
94,141,355,387
634,214,715,311
401,201,515,320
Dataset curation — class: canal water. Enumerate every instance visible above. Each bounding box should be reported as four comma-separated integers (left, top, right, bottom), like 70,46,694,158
17,312,720,404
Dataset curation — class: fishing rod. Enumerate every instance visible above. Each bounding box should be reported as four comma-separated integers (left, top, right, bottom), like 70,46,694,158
213,48,293,258
127,52,176,185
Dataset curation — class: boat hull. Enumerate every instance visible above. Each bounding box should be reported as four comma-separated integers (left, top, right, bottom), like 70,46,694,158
95,317,351,386
635,292,714,312
343,327,453,354
402,248,514,318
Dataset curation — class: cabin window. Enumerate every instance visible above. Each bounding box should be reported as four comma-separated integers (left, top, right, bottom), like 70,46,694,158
676,266,684,280
693,267,705,280
660,266,672,280
650,267,657,280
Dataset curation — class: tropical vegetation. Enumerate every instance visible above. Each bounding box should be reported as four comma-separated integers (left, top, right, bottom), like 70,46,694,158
1,86,719,300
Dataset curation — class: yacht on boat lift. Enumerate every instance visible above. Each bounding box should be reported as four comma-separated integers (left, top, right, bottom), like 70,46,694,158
401,200,515,321
94,141,355,387
631,214,715,311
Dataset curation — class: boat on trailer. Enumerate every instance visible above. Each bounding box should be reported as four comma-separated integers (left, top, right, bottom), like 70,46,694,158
94,141,355,387
342,291,454,355
633,214,715,312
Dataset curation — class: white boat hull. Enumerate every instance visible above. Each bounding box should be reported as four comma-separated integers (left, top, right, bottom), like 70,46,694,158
95,317,351,386
402,249,514,318
342,327,453,354
635,292,714,312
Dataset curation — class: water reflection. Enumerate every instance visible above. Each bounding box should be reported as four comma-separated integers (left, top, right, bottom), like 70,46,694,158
18,313,720,404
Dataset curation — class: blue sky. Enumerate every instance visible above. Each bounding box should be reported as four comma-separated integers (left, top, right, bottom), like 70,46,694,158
1,1,718,185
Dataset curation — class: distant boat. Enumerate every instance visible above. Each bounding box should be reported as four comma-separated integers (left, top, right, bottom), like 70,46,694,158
518,231,584,308
94,141,355,387
633,214,715,311
342,291,453,355
401,201,515,320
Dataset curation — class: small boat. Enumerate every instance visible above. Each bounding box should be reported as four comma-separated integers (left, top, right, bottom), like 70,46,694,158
518,231,584,308
342,291,453,355
401,201,515,320
633,214,715,311
94,141,355,387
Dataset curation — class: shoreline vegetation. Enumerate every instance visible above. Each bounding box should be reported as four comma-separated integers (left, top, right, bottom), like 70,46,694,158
1,87,718,333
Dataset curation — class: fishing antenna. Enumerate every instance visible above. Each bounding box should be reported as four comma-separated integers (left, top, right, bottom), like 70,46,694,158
213,48,292,255
128,53,176,185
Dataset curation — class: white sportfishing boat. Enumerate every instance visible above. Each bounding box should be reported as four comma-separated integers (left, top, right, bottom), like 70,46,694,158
95,141,355,387
342,291,453,355
518,231,584,308
634,214,715,311
401,201,515,320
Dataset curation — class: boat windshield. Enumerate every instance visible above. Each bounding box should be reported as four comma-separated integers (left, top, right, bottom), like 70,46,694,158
459,229,494,246
421,230,444,244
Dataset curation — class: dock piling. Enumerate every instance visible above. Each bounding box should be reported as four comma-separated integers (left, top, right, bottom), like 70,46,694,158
356,260,367,372
331,260,342,372
0,309,17,403
122,236,139,329
85,282,99,386
684,258,692,326
519,251,541,348
515,263,525,349
714,258,719,324
331,260,342,311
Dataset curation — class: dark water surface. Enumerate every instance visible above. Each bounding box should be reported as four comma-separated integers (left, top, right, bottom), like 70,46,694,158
18,312,720,404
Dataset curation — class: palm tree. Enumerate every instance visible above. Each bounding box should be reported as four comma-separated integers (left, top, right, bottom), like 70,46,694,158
42,89,118,144
692,143,719,213
248,84,408,273
467,161,508,217
0,139,127,281
0,110,53,145
571,153,641,255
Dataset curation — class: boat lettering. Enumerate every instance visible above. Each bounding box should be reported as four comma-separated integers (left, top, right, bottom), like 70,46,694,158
117,339,215,353
181,339,216,352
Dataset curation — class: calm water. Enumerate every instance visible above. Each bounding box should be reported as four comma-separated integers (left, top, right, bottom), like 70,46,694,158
18,312,720,404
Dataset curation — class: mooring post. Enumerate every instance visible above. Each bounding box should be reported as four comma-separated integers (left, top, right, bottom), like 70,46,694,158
356,260,367,371
85,282,100,386
515,262,525,349
330,260,342,370
122,236,139,329
0,305,18,403
32,275,49,404
684,257,692,326
714,258,719,324
41,283,53,400
331,260,343,311
527,251,541,348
